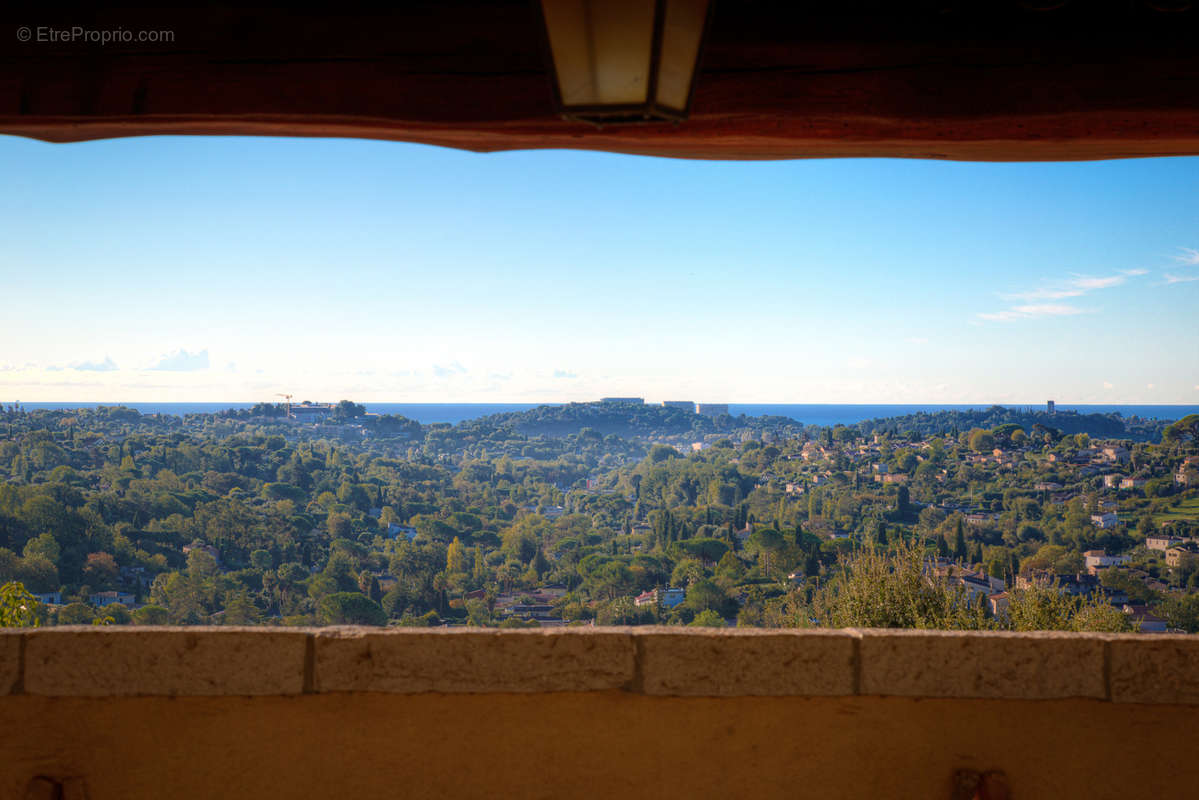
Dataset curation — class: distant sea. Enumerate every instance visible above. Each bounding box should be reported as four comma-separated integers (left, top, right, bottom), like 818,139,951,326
9,402,1199,427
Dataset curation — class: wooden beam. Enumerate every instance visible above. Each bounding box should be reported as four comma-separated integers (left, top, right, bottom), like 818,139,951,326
3,2,1199,161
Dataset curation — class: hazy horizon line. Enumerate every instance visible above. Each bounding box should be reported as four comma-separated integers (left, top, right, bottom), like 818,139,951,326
7,400,1197,408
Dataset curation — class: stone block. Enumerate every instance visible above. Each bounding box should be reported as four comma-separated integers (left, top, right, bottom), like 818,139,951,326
0,631,19,694
314,628,635,693
23,627,308,696
636,628,857,696
1109,635,1199,705
858,629,1105,700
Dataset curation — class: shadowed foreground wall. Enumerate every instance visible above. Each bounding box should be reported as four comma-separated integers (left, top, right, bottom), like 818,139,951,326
2,628,1198,799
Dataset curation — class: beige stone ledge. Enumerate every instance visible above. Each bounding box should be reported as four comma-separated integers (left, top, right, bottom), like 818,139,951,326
3,627,1199,704
634,627,857,696
856,629,1107,700
314,627,635,693
22,627,308,697
1108,635,1199,705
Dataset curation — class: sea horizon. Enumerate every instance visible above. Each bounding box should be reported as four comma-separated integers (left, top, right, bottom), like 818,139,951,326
7,401,1197,428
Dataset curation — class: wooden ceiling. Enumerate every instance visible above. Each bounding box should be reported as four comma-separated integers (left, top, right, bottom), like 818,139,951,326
3,1,1199,161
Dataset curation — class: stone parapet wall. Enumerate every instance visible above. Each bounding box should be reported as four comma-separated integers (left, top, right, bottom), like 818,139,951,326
4,628,1199,799
3,627,1197,703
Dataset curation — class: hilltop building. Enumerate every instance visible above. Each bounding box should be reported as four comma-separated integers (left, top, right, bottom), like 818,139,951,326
696,403,729,417
290,402,334,422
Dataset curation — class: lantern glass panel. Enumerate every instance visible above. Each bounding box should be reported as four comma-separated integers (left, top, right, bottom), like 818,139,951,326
655,0,708,112
541,0,656,107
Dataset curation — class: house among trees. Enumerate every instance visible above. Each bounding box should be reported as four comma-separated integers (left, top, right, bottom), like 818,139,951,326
634,587,686,609
1083,550,1128,575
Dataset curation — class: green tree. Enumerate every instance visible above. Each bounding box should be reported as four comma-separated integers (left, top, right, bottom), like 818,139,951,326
715,550,746,582
953,518,968,562
0,581,40,627
1004,581,1131,633
1161,594,1199,633
689,609,726,627
318,591,387,625
223,590,262,625
446,536,466,574
333,400,367,421
132,604,170,625
327,511,353,539
22,533,61,564
685,578,735,618
250,549,275,571
968,429,995,453
57,602,97,625
101,603,132,625
798,540,991,630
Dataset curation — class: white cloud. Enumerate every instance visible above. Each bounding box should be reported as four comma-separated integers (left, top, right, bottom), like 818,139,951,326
1103,381,1114,389
149,349,210,371
846,356,873,369
1004,271,1139,302
1070,275,1125,291
1164,273,1199,284
905,337,929,345
1015,304,1086,316
988,270,1146,321
978,304,1087,322
552,369,577,379
1174,247,1199,266
1004,286,1084,301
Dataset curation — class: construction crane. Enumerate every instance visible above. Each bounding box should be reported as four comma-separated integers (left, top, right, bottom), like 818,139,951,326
275,393,293,417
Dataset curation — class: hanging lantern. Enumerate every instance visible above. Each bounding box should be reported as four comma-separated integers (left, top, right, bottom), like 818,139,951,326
536,0,713,124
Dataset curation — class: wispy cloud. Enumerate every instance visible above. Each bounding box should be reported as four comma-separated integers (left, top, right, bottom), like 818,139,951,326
1164,273,1199,284
905,337,929,345
149,349,209,371
552,369,577,379
431,362,467,379
978,304,1088,322
72,356,118,372
846,356,874,369
1174,247,1199,266
1002,271,1140,302
983,270,1144,322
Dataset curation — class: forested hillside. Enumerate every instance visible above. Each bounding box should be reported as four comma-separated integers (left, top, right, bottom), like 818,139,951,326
2,403,1197,631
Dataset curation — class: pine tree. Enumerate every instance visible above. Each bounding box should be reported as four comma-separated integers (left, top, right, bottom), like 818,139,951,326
953,519,968,562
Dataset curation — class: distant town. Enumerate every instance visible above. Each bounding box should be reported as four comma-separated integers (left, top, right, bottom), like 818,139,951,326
2,398,1197,632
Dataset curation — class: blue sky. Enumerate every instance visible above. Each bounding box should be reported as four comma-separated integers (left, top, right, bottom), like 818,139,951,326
1,134,1197,403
